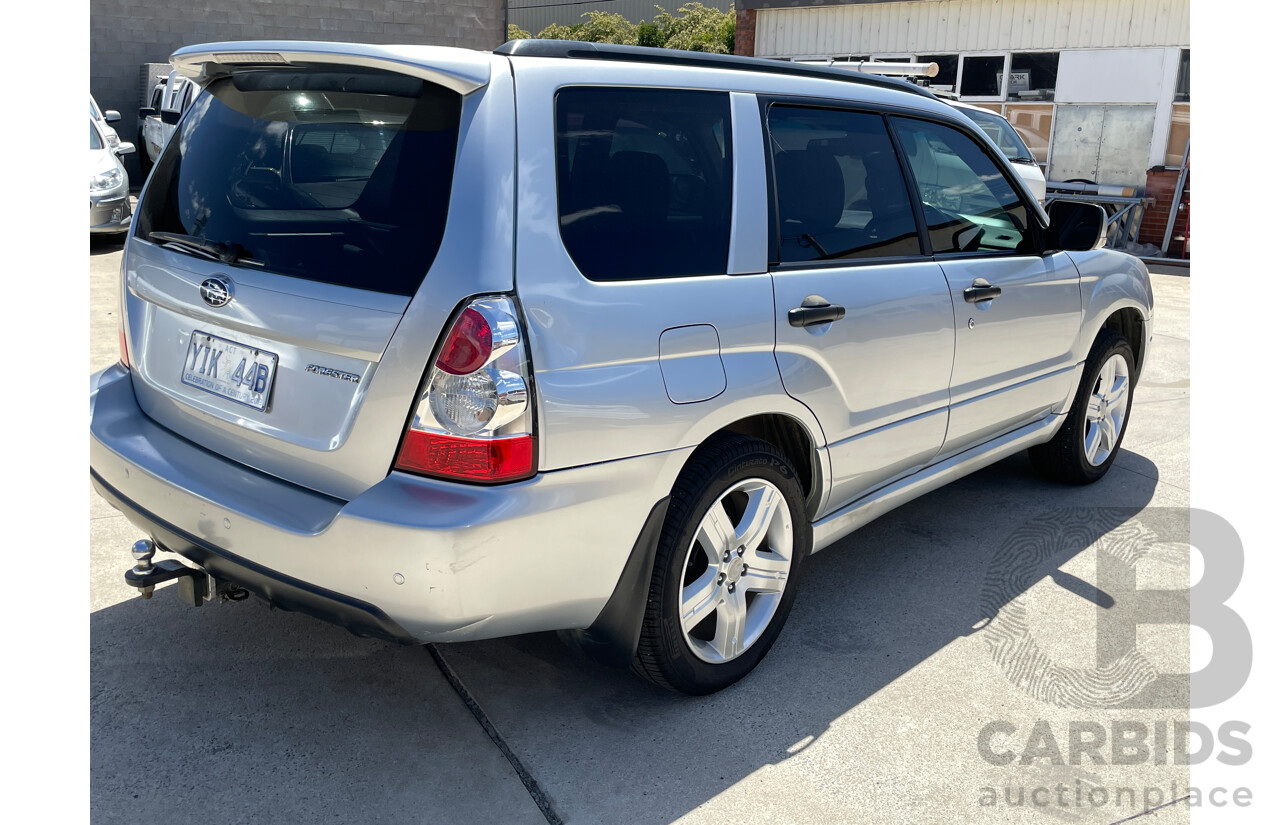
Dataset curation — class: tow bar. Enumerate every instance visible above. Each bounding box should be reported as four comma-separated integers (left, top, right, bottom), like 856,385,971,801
124,539,249,606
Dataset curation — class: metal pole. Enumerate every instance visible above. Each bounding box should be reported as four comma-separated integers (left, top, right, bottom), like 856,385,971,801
1161,141,1190,256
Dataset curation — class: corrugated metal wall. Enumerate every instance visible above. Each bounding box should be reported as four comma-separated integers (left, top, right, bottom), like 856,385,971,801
755,0,1190,57
509,0,733,37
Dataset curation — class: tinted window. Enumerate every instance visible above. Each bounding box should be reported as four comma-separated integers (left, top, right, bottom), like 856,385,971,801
768,106,920,263
555,87,732,281
892,117,1035,255
136,68,461,296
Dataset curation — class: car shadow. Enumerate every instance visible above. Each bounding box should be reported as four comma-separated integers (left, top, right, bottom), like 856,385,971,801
432,450,1175,821
90,449,1171,823
90,234,127,256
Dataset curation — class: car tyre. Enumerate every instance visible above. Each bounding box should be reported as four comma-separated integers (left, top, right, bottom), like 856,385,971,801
1029,329,1135,484
634,434,809,694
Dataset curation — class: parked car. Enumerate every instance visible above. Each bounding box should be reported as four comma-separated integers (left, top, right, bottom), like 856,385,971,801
90,94,122,152
89,117,134,234
137,70,197,175
135,77,166,174
91,40,1152,694
946,100,1047,203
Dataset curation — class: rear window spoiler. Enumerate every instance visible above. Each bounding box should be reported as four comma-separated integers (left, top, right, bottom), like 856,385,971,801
169,40,492,96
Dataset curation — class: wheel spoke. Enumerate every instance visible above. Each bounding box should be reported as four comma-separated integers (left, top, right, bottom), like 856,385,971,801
1099,414,1117,454
710,587,748,660
681,569,720,631
740,559,788,594
736,484,782,554
1084,424,1103,462
697,500,734,562
1105,373,1129,406
1086,395,1103,420
1097,359,1116,396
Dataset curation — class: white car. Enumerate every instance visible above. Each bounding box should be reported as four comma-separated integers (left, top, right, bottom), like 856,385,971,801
90,94,123,152
90,117,134,234
949,101,1047,204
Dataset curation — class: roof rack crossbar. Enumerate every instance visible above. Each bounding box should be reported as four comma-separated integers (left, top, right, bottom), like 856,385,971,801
493,40,936,99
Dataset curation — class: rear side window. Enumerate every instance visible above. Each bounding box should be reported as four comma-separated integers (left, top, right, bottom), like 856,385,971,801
136,68,461,296
555,87,733,281
767,106,921,263
891,117,1035,255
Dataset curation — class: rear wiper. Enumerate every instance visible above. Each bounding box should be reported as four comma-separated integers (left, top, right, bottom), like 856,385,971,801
149,231,252,264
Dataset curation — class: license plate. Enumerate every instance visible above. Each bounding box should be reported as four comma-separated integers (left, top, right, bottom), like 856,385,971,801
181,331,278,412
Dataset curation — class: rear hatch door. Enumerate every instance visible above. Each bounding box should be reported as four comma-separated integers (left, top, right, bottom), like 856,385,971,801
125,43,514,500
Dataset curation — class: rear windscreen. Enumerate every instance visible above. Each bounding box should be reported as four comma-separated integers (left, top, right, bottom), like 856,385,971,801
136,68,462,296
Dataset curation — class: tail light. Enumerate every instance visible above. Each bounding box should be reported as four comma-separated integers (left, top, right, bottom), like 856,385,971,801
394,296,536,483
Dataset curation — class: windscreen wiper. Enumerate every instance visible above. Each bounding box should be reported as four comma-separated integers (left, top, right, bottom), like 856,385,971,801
149,231,252,264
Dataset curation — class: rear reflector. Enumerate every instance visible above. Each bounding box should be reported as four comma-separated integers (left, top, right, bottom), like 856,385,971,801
394,430,534,483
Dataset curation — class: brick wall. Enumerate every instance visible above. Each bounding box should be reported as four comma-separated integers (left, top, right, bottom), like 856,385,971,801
1137,167,1190,257
735,9,757,57
91,0,505,177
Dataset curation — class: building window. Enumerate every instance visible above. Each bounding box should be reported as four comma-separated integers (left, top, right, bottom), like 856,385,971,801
1165,103,1190,166
918,55,958,89
958,54,1007,99
1008,52,1058,100
1174,49,1190,102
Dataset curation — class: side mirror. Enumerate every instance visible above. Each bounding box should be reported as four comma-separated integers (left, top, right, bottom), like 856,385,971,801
104,110,122,123
115,142,137,157
1047,201,1107,251
138,107,157,119
160,109,181,126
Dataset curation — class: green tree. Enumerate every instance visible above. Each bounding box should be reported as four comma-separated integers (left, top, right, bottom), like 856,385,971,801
567,11,639,45
636,21,667,48
507,24,532,41
534,23,575,40
653,3,735,54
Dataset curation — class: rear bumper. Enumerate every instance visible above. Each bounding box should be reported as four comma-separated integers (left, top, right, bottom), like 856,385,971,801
90,365,689,642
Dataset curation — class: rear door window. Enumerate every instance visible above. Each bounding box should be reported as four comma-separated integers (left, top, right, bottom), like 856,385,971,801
555,87,733,281
767,106,921,263
136,68,462,296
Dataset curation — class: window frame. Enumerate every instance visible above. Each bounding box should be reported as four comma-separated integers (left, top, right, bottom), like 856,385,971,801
956,52,1011,102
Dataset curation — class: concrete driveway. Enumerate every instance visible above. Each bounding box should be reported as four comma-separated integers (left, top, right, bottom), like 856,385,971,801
90,239,1192,824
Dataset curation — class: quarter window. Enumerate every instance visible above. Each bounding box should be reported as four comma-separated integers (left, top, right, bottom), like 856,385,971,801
768,106,921,263
555,87,733,281
891,117,1035,255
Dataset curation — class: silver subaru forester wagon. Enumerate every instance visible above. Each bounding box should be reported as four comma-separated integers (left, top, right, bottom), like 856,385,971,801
89,39,1153,694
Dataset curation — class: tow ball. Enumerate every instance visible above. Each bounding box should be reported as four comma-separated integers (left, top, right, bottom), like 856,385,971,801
124,539,248,606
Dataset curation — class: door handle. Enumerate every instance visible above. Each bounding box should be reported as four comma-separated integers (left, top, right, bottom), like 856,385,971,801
788,301,846,328
963,279,1002,304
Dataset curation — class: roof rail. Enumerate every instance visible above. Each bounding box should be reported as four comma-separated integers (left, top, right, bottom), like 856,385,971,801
494,40,937,99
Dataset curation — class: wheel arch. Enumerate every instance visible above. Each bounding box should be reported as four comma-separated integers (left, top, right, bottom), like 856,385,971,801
714,412,824,521
564,409,827,668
